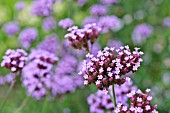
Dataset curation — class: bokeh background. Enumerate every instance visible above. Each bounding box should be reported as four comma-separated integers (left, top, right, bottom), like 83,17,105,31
0,0,170,112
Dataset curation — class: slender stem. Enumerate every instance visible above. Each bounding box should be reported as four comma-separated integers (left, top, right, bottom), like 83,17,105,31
14,96,30,113
40,95,49,113
0,79,16,112
112,84,117,108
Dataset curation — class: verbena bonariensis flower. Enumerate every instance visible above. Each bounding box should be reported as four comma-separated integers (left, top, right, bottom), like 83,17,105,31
114,89,158,113
163,17,170,27
18,28,38,49
100,0,119,5
22,49,58,99
15,1,25,11
132,23,153,45
89,4,108,16
31,0,54,17
3,21,20,36
79,46,143,90
37,34,59,56
77,0,87,6
98,15,122,33
1,49,28,73
51,55,83,96
65,23,101,52
82,16,97,26
107,39,123,49
42,16,56,31
58,18,74,29
87,81,137,113
0,74,15,85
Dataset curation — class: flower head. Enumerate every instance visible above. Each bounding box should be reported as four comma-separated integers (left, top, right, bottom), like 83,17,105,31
65,23,101,52
1,49,28,73
90,4,108,16
79,46,143,90
58,18,74,29
3,21,20,36
42,16,56,31
115,89,158,113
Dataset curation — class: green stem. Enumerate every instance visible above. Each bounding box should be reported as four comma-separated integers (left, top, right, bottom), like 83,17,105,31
112,84,117,108
14,96,30,113
0,80,16,112
40,96,49,113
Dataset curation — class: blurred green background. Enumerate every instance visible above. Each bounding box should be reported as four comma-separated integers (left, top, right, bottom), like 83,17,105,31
0,0,170,112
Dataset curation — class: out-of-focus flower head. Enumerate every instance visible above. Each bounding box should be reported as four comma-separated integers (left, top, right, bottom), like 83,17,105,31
51,55,83,96
115,89,158,113
58,18,74,29
132,23,153,45
22,49,58,99
100,0,120,5
31,0,54,17
1,49,28,73
107,39,123,49
89,4,108,16
15,1,25,11
87,80,137,113
3,21,20,36
42,16,56,31
163,17,170,27
98,15,123,33
79,46,143,90
77,0,87,6
37,34,59,56
65,23,101,52
0,74,15,85
82,16,98,26
18,28,38,49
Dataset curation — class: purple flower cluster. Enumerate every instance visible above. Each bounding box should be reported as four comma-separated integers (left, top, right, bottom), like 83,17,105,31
31,0,54,17
82,16,97,26
65,23,101,52
42,17,56,31
100,0,119,5
1,49,28,73
51,55,83,95
77,0,87,6
79,46,143,90
37,34,59,55
58,18,74,29
132,23,153,45
107,39,123,49
115,89,158,113
163,17,170,27
22,49,58,99
18,28,38,49
90,4,108,16
97,16,122,33
0,74,15,85
15,1,25,11
87,80,137,113
3,21,20,36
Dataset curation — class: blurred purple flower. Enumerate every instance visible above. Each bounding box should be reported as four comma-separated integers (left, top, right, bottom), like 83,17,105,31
87,81,137,113
42,16,56,31
37,34,59,55
82,16,97,26
31,0,54,17
89,4,108,16
3,21,20,36
100,0,119,5
77,0,87,6
18,28,38,49
51,55,83,96
22,49,57,99
0,74,15,85
132,23,153,45
98,15,123,33
163,17,170,27
107,39,123,49
58,18,74,29
15,1,25,11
